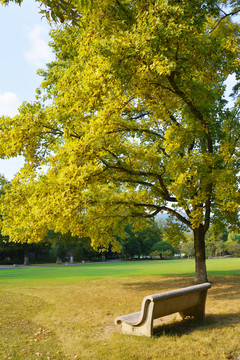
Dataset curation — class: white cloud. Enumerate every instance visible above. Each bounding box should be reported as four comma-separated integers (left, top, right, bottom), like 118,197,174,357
23,25,53,67
0,92,21,117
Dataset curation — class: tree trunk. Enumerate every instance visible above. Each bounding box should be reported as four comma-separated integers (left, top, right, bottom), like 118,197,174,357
193,226,208,283
24,246,29,266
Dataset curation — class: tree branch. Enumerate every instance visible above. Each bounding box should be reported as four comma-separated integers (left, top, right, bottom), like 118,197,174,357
106,126,164,139
210,8,240,33
100,157,163,184
114,201,191,227
204,194,211,233
119,178,177,202
42,123,82,139
167,72,213,154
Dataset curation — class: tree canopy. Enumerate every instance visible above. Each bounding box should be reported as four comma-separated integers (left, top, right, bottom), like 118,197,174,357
1,0,240,282
0,0,81,24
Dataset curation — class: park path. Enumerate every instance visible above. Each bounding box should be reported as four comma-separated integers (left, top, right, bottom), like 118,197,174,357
0,259,122,269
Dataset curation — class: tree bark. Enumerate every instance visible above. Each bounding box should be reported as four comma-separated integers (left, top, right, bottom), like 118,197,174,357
24,246,29,266
193,226,208,283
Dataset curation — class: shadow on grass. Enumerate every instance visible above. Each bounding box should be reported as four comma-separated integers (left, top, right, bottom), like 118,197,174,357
123,274,240,298
153,312,240,338
122,276,194,293
207,275,240,300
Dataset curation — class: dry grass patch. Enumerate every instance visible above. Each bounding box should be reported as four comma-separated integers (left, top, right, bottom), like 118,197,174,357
0,275,240,360
0,291,66,359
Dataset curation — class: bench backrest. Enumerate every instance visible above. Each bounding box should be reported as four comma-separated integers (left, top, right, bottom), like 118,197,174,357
144,282,211,320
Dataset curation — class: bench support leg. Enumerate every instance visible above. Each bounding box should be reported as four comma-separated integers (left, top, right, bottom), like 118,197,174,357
179,290,208,322
121,302,154,337
121,321,152,337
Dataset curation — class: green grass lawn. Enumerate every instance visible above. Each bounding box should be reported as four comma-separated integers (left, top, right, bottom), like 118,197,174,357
0,258,240,360
1,258,240,284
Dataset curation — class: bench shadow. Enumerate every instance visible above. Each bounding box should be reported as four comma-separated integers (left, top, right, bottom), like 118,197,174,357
123,275,240,300
123,276,195,293
153,312,240,338
207,275,240,300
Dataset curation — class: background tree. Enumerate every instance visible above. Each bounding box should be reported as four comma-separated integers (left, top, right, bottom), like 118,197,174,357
136,220,163,257
1,1,240,283
225,231,240,257
0,175,12,263
74,236,102,262
182,238,195,259
227,231,240,243
118,223,141,260
46,230,101,262
58,231,80,263
226,240,240,257
117,220,163,259
150,241,174,260
205,225,227,257
163,217,187,247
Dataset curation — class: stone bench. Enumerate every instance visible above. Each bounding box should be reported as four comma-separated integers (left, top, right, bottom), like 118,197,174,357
115,282,211,337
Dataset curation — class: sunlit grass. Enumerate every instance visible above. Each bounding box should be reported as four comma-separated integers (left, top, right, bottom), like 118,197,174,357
0,258,240,359
0,258,240,285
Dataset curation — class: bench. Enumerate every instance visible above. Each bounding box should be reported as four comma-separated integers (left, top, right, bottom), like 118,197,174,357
115,282,211,337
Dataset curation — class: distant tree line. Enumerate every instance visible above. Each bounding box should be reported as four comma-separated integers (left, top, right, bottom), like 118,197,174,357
1,219,239,265
0,220,173,265
182,227,240,259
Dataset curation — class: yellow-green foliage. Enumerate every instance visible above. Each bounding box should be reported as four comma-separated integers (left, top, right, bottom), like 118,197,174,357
0,1,240,253
0,0,81,24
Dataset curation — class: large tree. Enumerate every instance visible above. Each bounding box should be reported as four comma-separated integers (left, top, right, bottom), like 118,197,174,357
1,0,240,283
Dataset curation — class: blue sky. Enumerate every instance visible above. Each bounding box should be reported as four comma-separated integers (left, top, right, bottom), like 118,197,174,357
0,0,53,180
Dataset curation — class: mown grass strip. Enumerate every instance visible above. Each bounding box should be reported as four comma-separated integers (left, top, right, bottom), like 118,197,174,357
0,258,239,284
